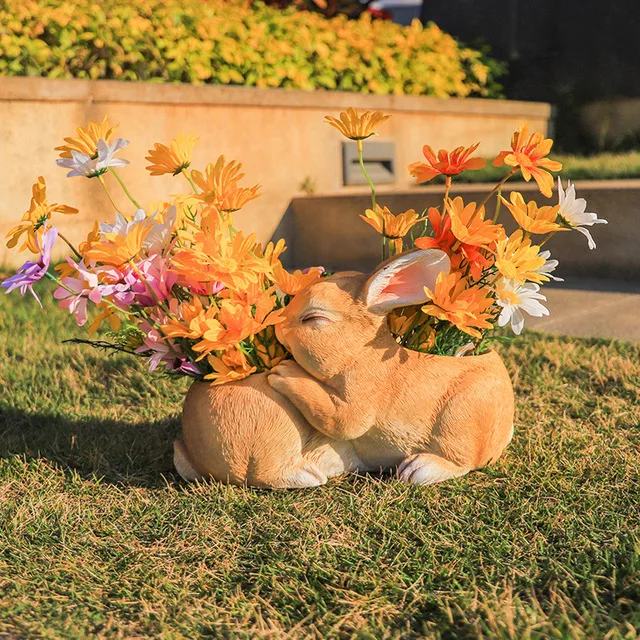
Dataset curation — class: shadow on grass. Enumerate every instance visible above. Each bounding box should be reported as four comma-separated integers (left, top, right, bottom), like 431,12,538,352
0,407,182,488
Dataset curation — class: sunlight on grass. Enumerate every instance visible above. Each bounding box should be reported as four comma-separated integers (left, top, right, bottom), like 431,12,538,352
1,286,639,638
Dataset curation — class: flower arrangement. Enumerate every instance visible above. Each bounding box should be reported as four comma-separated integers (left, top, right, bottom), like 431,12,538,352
3,109,607,382
3,117,325,384
324,108,607,354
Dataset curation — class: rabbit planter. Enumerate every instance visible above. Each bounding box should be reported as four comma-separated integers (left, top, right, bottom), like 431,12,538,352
175,249,515,488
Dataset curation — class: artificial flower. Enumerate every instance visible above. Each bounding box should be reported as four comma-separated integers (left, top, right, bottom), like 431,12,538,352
500,191,565,235
6,177,78,253
534,250,563,282
254,325,288,369
272,263,323,296
2,226,58,305
56,138,129,178
414,207,456,254
145,132,199,176
55,116,119,159
205,347,256,385
360,205,425,254
388,309,420,336
88,302,122,334
324,108,390,140
422,272,494,339
408,143,486,183
451,243,494,282
54,259,105,326
191,156,260,212
446,197,505,246
556,178,607,249
494,230,547,284
84,218,151,266
493,125,562,197
495,278,549,335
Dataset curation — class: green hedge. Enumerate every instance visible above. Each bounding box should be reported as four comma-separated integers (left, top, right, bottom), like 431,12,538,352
0,0,504,98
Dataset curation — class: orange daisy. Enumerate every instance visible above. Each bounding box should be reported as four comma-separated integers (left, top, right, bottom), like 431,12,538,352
493,125,563,197
422,272,495,339
6,177,78,253
500,192,565,235
324,108,390,141
145,132,199,176
408,143,486,183
446,197,505,247
55,116,119,159
360,205,425,254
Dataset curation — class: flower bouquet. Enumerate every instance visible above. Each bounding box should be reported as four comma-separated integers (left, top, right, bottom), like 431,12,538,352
2,110,607,487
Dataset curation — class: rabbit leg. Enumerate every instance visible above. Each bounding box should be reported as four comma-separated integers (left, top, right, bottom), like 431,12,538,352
397,453,469,486
268,360,372,440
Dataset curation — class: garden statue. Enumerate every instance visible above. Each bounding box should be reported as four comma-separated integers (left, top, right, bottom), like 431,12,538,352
2,109,607,488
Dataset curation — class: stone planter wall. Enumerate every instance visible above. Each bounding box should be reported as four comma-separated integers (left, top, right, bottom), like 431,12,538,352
0,76,549,266
281,180,640,281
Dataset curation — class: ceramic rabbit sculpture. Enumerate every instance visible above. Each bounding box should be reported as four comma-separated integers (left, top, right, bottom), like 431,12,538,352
175,249,515,488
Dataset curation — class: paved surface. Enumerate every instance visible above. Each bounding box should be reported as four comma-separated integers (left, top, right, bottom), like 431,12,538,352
526,278,640,342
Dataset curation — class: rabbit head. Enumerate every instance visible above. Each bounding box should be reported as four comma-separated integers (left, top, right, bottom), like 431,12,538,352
276,249,450,380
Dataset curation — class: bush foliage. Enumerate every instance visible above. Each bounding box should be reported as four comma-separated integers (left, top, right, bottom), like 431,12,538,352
0,0,504,98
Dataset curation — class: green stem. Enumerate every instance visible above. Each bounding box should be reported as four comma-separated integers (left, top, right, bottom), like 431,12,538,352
357,140,376,210
98,175,121,214
109,167,141,209
443,175,452,210
492,187,503,224
539,232,555,247
476,168,518,213
181,168,199,194
57,231,82,261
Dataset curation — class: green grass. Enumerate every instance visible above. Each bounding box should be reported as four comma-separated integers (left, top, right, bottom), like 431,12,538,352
440,151,640,184
1,283,639,638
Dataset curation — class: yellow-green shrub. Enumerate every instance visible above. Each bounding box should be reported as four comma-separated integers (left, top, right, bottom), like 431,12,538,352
0,0,504,98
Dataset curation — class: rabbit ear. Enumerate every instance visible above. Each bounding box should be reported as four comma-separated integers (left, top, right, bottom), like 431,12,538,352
364,249,450,314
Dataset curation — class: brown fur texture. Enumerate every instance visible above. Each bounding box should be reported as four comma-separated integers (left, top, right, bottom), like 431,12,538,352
176,250,515,488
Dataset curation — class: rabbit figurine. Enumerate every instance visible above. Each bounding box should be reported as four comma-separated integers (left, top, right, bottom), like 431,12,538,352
175,249,515,488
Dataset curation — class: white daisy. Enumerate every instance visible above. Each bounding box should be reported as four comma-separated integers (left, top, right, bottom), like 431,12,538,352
99,208,146,236
557,177,607,249
495,278,549,335
57,138,129,178
534,250,563,282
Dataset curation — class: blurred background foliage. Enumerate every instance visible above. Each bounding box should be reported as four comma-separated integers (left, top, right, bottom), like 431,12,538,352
0,0,504,98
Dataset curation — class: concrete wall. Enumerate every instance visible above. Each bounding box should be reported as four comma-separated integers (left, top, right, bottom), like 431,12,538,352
282,180,640,281
0,76,549,266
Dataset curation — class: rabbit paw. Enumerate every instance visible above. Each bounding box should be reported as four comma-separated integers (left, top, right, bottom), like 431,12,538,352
268,359,305,379
397,453,469,486
278,463,328,488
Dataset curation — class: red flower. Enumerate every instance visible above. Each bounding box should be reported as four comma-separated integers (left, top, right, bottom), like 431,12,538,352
415,207,456,253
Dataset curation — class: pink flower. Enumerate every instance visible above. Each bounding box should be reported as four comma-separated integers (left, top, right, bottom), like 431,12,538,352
54,259,123,326
135,320,201,377
127,255,177,306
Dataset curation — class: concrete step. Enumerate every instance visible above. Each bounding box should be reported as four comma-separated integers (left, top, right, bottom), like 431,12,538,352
526,278,640,342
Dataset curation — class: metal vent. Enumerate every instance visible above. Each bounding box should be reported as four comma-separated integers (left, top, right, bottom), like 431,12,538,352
342,141,396,186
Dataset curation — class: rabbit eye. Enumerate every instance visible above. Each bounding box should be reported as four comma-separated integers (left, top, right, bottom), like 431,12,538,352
300,313,330,326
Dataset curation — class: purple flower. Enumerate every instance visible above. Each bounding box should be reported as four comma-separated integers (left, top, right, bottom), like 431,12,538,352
2,226,58,305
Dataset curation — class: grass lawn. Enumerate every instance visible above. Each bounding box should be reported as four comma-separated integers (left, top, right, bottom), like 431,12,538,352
1,285,639,639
